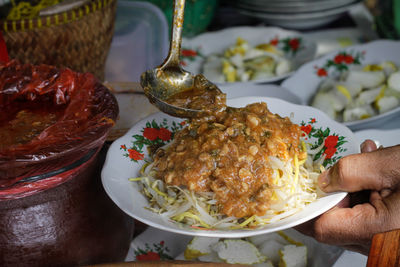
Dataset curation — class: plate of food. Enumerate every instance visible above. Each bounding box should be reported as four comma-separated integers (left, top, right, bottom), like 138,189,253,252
102,96,358,238
181,27,316,85
281,40,400,131
126,226,344,267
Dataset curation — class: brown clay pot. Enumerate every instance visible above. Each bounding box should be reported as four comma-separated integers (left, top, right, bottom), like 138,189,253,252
0,144,135,267
0,61,134,266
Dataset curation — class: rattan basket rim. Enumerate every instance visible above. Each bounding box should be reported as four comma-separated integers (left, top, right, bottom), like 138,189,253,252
1,0,114,32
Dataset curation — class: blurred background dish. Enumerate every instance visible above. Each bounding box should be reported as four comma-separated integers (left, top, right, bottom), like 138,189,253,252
230,0,363,30
281,40,400,131
182,26,316,85
218,83,302,104
125,226,344,267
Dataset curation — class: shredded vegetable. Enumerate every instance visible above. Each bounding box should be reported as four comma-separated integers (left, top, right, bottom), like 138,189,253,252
130,134,326,230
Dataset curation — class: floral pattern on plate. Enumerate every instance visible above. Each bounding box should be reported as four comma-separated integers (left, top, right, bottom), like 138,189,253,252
120,116,347,168
300,118,347,166
120,119,184,163
314,50,365,77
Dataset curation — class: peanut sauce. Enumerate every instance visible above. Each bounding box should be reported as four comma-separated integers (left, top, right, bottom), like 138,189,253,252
153,102,306,218
165,75,227,120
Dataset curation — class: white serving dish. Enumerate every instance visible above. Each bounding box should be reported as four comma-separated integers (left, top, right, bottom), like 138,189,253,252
102,96,358,238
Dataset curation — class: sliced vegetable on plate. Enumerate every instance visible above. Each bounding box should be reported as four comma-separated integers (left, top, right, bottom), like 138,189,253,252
178,230,309,267
203,37,293,83
281,40,400,130
181,26,316,85
311,60,400,122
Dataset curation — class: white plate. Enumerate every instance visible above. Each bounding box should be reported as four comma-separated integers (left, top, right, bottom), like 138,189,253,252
236,2,361,30
219,83,302,104
125,226,344,267
355,128,400,148
102,96,358,238
181,26,316,85
282,40,400,131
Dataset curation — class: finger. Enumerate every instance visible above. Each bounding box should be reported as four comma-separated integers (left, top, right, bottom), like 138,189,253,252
295,196,350,236
295,222,369,255
318,145,400,193
312,190,400,247
312,204,378,246
360,139,377,153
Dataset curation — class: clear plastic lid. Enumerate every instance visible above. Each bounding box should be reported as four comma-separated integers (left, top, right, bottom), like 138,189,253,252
104,1,169,82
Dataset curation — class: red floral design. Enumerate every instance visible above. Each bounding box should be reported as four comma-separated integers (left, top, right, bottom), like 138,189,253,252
288,38,300,51
315,51,363,78
180,121,186,126
134,241,172,261
158,128,172,141
317,68,328,77
181,49,197,57
324,147,337,159
270,38,279,46
143,127,159,141
344,55,354,64
301,124,312,136
325,135,339,148
301,118,347,166
128,149,144,161
180,61,187,66
323,135,339,159
334,54,344,64
136,251,161,261
123,119,183,163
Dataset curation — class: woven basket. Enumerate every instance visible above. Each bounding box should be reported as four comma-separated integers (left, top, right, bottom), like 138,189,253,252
1,0,117,81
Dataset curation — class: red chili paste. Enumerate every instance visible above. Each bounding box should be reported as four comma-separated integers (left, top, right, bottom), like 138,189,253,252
0,60,118,188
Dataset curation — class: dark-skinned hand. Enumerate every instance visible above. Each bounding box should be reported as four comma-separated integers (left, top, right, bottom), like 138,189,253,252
295,139,400,255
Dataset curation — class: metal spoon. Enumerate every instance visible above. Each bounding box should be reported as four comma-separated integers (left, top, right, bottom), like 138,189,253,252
140,0,219,118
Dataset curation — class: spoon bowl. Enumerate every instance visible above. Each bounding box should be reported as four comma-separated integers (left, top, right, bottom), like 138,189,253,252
140,0,221,118
141,66,207,118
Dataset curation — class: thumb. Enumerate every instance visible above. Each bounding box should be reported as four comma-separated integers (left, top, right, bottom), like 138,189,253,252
319,145,400,193
360,139,377,153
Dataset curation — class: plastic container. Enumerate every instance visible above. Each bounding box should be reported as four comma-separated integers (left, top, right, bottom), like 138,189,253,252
136,0,219,37
104,1,169,82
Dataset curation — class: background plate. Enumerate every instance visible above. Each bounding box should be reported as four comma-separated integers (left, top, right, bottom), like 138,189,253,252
182,26,316,85
282,40,400,131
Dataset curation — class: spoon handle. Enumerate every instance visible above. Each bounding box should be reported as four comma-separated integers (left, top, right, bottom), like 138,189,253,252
162,0,186,69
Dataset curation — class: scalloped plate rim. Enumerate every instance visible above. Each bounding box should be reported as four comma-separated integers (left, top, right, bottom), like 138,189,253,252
101,96,358,238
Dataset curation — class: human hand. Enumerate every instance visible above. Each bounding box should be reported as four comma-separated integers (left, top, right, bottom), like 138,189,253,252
295,140,400,255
